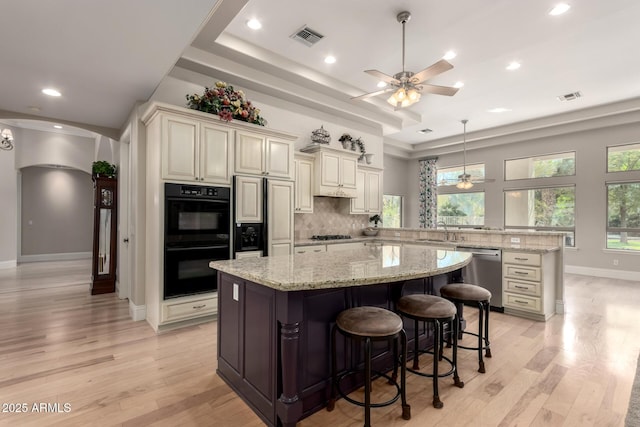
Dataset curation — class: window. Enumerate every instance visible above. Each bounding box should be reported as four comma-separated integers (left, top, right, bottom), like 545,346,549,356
382,195,402,228
607,143,640,172
606,182,640,251
437,192,485,227
505,151,575,180
437,163,485,187
504,186,575,246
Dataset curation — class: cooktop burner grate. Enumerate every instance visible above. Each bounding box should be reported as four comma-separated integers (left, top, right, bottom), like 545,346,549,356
310,234,352,241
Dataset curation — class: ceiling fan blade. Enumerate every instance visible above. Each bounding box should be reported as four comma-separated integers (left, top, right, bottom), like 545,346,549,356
364,69,400,85
420,84,459,96
411,59,454,84
351,87,393,101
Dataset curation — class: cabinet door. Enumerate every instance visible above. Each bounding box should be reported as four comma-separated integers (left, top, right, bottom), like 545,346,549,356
341,156,358,188
236,176,263,223
267,180,294,256
200,123,233,184
235,131,265,176
266,138,293,179
366,171,382,213
320,152,341,187
162,115,198,181
351,169,366,213
294,159,313,213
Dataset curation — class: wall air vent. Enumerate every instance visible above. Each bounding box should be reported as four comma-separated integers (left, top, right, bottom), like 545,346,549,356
557,91,582,101
290,26,324,47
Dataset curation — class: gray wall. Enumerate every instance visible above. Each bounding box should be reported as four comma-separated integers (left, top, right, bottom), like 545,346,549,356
399,120,640,274
0,125,18,266
382,154,411,226
21,166,93,256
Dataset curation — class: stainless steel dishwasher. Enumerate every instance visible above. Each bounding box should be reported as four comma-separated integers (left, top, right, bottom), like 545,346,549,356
455,247,503,311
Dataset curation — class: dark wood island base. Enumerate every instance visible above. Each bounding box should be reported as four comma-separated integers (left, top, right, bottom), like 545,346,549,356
216,271,458,426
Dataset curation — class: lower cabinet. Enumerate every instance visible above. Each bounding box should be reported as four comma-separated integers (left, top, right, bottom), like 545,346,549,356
325,242,365,252
502,251,556,321
160,293,217,325
294,245,326,254
236,250,263,259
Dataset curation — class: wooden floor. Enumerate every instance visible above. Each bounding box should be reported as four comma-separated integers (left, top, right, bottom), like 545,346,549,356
0,261,639,426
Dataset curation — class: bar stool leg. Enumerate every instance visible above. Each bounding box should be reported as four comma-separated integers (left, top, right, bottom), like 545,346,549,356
400,330,411,420
432,320,443,409
484,301,492,358
477,302,486,373
390,333,399,384
327,325,338,411
364,337,372,427
452,315,464,388
412,319,420,370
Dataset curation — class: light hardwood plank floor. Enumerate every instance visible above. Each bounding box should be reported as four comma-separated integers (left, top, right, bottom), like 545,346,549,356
0,261,638,426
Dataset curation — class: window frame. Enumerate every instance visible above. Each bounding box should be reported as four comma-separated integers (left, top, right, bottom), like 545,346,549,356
437,191,486,228
504,150,576,181
382,194,403,228
436,163,485,187
605,179,640,252
606,142,640,173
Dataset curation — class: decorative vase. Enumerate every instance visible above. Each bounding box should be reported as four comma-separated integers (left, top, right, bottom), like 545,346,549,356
364,153,374,164
341,140,350,149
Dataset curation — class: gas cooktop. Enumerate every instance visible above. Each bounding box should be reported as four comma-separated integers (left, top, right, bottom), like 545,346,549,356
310,234,352,241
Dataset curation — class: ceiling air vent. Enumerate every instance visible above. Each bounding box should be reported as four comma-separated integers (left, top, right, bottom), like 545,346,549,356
290,25,324,47
557,91,582,101
417,128,433,134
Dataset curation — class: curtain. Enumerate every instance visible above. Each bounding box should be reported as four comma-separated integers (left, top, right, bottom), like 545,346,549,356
418,158,438,228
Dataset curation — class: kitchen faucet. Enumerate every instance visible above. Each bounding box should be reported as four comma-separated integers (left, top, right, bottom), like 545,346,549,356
436,221,449,241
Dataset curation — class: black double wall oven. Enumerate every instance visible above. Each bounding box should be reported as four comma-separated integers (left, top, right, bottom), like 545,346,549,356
164,183,231,299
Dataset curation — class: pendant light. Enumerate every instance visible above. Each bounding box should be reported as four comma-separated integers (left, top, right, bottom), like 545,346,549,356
456,119,473,189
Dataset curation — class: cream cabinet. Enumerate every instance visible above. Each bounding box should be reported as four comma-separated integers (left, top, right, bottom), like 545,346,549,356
294,244,326,254
235,176,263,223
325,241,365,252
294,154,314,213
235,251,263,259
502,251,556,321
235,131,294,180
160,115,233,184
300,145,359,198
161,294,218,324
351,167,382,214
268,180,295,256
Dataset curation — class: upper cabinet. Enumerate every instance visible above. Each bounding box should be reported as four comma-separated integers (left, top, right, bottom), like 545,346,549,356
235,131,294,180
160,115,233,185
294,154,314,213
300,145,359,198
351,166,382,214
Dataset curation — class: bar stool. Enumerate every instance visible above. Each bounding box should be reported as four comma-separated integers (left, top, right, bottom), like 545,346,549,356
439,283,492,373
327,306,411,426
396,294,464,409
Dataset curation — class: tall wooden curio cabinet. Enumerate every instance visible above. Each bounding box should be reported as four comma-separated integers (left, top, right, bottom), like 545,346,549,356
91,176,118,294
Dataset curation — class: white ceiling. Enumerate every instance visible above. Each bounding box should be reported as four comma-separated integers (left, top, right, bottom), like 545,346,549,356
2,0,639,147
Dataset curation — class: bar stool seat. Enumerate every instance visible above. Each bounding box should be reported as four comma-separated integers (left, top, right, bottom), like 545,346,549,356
327,306,411,426
396,294,464,409
440,283,492,373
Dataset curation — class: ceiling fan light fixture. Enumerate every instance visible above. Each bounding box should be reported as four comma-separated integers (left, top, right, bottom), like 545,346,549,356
456,174,473,189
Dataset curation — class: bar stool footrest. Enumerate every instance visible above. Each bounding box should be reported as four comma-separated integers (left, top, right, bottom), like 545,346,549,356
335,369,402,409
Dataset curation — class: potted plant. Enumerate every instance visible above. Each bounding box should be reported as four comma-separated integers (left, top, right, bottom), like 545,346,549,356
363,214,382,236
92,161,117,178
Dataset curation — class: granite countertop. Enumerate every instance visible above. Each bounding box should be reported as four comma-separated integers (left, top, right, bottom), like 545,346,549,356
295,237,561,253
210,245,471,291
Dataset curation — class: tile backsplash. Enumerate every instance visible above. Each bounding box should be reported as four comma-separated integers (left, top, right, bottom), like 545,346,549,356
294,197,370,240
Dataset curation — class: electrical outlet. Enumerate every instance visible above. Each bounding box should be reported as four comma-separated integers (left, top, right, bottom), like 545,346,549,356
510,237,521,243
233,283,239,301
613,259,619,266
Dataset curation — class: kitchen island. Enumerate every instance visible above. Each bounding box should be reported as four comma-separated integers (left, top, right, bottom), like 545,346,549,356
210,244,471,427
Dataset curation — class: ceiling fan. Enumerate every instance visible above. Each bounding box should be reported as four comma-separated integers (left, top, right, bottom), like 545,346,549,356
351,11,459,109
439,120,496,189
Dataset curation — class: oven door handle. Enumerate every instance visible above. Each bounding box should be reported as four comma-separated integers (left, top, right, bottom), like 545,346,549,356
166,245,230,252
166,197,229,204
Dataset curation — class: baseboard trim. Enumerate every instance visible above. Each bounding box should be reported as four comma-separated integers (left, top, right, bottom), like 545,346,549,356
0,260,17,269
19,252,92,263
565,265,639,281
129,300,146,321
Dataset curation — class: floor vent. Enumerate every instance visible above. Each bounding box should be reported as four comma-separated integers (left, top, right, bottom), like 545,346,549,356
290,26,324,47
557,91,582,101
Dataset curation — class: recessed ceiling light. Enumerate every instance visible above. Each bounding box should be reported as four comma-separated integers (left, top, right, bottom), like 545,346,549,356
53,125,63,129
453,81,465,88
506,61,521,71
443,50,457,60
377,81,387,88
488,107,512,113
42,88,61,97
246,19,262,30
549,3,570,16
324,55,336,64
